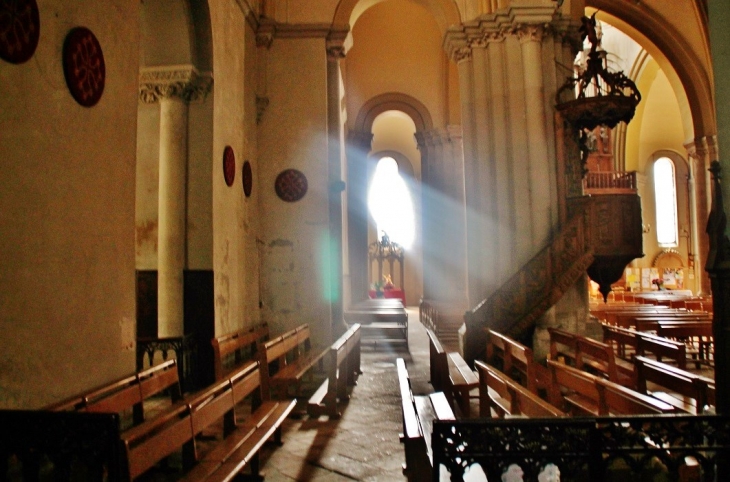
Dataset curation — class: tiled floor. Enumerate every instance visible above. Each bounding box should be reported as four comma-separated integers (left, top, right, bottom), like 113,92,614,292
257,307,433,481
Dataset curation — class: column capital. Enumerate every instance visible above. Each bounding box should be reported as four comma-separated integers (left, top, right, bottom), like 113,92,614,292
348,130,373,152
516,24,547,44
139,65,213,104
444,27,472,63
326,25,351,60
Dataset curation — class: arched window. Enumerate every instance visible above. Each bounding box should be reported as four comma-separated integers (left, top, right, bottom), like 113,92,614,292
653,157,678,247
368,156,415,249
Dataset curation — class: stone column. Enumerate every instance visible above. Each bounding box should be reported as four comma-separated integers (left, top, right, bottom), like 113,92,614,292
518,24,552,250
327,35,348,334
140,66,212,337
346,130,373,304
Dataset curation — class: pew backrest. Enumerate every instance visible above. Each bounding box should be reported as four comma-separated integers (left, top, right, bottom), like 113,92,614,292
212,323,269,381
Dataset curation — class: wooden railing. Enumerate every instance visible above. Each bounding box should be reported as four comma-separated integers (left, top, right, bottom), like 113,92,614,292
583,170,637,194
136,334,199,393
463,208,594,365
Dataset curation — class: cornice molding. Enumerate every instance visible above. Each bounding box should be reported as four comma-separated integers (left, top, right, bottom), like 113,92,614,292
139,65,213,104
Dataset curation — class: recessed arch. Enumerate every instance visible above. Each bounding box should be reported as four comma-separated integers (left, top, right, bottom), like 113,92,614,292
332,0,461,36
354,92,433,134
587,1,715,141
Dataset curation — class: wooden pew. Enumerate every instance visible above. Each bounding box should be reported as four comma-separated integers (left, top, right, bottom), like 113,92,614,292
212,322,269,381
344,299,408,345
550,328,634,386
634,356,715,414
426,328,479,417
397,358,455,482
475,361,564,418
575,335,635,387
656,322,714,367
602,323,688,368
547,327,578,365
44,359,181,427
547,360,675,416
633,314,711,332
122,360,296,481
485,329,549,395
307,324,361,418
260,323,329,400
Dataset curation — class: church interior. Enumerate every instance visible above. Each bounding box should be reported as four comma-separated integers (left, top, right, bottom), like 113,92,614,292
3,0,730,480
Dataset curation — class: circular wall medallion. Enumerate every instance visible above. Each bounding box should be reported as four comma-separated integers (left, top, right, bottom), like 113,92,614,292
0,0,40,64
63,27,105,107
223,146,235,187
275,169,308,202
242,161,252,197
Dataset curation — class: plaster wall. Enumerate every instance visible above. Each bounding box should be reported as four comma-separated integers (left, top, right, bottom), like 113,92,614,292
210,0,259,337
258,37,333,346
0,0,139,408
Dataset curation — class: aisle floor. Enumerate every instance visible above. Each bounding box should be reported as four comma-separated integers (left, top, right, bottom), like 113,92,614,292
258,307,432,481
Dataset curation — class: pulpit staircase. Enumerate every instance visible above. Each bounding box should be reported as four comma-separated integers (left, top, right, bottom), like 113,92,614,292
462,208,594,365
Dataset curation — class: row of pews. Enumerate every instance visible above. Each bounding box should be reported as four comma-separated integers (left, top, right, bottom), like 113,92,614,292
402,321,724,481
1,322,362,481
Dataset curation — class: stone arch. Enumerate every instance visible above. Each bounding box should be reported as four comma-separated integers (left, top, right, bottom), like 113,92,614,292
354,92,433,133
332,0,461,36
587,1,715,141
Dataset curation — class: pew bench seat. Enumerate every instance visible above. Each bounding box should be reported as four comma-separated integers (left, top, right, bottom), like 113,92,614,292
261,324,329,400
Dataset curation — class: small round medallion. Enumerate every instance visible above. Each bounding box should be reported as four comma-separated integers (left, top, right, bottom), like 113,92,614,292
275,169,308,202
63,27,105,107
242,161,252,197
0,0,40,64
223,146,235,187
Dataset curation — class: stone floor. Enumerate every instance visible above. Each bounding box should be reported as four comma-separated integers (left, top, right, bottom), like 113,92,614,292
256,307,433,481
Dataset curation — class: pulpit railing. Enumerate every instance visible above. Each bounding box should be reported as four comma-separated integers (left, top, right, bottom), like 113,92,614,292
584,170,637,194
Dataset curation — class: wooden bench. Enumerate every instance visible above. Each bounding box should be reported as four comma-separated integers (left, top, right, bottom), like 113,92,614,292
260,323,329,400
656,322,714,367
44,359,181,428
426,328,478,417
485,329,549,395
575,335,635,387
547,327,579,365
547,360,674,416
212,322,269,381
475,361,564,418
344,299,408,345
397,358,455,482
122,360,296,481
635,356,715,414
602,323,688,368
307,324,361,418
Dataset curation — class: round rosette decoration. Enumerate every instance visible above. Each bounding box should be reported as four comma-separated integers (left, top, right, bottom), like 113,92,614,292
0,0,40,64
223,146,236,187
275,169,308,202
63,27,105,107
242,160,252,197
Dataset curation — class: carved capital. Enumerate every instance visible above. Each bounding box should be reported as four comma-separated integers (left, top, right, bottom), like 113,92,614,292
326,25,350,60
516,24,547,44
452,46,472,63
348,130,373,152
139,66,213,104
256,20,275,48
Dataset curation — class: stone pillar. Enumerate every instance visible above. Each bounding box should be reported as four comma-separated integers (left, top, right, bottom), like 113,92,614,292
158,96,188,337
518,25,552,250
448,40,483,307
139,66,212,337
346,130,373,305
327,35,348,334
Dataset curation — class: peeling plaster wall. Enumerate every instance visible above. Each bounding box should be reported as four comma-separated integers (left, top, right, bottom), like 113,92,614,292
258,37,333,346
210,0,258,337
0,0,139,408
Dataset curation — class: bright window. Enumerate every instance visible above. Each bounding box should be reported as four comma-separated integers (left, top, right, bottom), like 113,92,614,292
653,157,678,247
368,157,415,249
